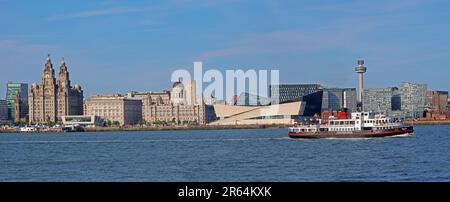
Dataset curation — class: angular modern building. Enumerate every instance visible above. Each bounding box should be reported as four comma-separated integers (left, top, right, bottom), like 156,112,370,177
6,82,28,122
322,88,357,113
268,84,323,117
236,92,271,106
365,83,427,118
209,101,305,125
398,82,427,118
28,55,84,124
84,94,142,126
363,87,399,115
269,84,322,104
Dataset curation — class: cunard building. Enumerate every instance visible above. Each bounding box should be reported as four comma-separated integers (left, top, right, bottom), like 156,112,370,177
28,54,84,124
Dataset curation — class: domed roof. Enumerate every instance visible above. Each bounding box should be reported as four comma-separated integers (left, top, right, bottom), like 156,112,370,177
172,81,184,88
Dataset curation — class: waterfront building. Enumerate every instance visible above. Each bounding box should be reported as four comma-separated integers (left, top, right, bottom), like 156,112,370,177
6,82,28,122
185,80,196,105
236,92,271,106
170,80,186,105
28,55,84,124
84,94,142,126
398,82,427,118
448,99,450,115
126,81,215,125
269,84,322,104
62,115,104,127
0,99,7,124
208,101,305,125
363,87,399,115
322,88,357,113
424,91,449,119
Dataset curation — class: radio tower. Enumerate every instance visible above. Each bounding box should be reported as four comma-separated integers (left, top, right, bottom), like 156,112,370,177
355,59,367,111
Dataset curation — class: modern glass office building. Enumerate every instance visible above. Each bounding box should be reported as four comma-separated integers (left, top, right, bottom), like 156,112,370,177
6,82,28,121
0,99,7,124
322,88,357,113
236,92,272,106
363,87,399,115
399,82,427,118
269,84,322,104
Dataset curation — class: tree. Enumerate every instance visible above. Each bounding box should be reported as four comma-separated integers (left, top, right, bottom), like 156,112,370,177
113,121,120,126
138,120,147,126
106,120,112,127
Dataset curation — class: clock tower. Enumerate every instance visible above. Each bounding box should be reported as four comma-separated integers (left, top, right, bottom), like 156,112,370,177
29,54,83,124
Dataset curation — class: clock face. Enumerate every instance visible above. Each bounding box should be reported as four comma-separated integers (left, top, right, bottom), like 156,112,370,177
45,74,50,79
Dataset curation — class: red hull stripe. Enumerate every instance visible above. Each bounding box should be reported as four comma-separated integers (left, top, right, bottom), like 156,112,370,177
289,129,413,138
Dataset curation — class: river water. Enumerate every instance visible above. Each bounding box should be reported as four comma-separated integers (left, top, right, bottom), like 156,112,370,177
0,125,449,181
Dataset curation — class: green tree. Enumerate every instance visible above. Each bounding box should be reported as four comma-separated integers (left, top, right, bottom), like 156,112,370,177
138,120,147,126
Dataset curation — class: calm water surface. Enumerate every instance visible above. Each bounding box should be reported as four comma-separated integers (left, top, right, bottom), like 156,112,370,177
0,125,449,181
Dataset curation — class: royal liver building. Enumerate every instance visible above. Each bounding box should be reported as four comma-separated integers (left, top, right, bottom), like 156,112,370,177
28,54,84,124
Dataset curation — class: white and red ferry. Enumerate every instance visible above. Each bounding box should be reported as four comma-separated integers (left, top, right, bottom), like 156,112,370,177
288,111,413,139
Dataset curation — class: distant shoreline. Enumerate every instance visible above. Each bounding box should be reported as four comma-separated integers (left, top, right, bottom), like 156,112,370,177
1,121,449,133
83,124,288,133
404,120,450,125
0,124,289,133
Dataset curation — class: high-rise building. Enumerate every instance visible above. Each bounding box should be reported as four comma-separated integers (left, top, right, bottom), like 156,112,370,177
425,91,449,119
363,87,399,115
269,84,322,104
398,82,427,118
0,99,7,124
84,94,142,126
28,55,84,124
322,88,357,113
6,82,28,121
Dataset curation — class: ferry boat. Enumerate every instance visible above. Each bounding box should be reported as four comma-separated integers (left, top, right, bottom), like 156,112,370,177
288,111,413,139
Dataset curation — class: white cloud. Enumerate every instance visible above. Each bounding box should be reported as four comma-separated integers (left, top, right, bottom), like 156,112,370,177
44,7,145,21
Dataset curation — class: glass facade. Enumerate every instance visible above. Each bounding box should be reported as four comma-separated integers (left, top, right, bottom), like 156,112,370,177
322,88,357,113
236,92,271,106
269,84,322,104
363,83,427,118
0,100,7,124
399,83,427,118
363,87,398,115
6,82,28,120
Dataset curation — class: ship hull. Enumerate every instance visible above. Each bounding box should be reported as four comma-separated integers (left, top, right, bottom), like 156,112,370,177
288,126,413,139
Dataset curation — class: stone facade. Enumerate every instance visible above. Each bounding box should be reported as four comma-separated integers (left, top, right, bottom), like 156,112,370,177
126,81,214,125
84,94,142,126
28,55,84,124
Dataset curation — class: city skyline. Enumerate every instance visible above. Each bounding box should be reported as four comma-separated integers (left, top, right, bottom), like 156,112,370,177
1,0,450,97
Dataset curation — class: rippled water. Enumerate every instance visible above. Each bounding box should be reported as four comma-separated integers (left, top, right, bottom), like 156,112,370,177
0,125,449,181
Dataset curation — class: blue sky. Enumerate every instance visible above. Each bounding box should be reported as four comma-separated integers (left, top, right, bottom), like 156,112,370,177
1,0,449,98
